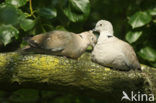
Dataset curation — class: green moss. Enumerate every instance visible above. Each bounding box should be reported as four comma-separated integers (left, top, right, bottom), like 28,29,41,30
0,52,155,102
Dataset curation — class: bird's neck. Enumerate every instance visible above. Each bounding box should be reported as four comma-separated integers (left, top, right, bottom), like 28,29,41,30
97,31,113,44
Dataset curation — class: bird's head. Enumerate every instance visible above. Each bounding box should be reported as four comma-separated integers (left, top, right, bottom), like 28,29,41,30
79,30,97,47
93,20,114,35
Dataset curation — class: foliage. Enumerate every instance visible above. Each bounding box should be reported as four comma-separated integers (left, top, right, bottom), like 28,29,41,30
128,11,152,29
0,0,90,47
126,8,156,67
0,0,156,102
0,1,156,64
0,24,19,45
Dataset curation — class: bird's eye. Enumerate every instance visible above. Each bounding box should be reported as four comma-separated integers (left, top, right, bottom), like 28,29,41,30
91,37,94,40
100,24,102,26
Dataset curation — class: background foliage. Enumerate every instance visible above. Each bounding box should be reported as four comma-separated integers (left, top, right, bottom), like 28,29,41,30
0,0,156,103
0,0,156,67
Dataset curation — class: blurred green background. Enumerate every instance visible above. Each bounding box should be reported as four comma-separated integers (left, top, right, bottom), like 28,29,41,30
0,0,156,103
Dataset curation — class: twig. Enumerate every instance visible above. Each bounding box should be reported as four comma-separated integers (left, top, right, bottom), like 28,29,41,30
29,0,36,18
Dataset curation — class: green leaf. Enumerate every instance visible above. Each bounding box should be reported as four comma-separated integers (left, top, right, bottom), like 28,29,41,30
70,0,90,13
18,12,30,22
20,19,35,31
150,62,156,67
128,11,152,28
63,0,90,22
0,25,19,46
0,4,19,25
125,31,142,43
5,0,28,8
87,45,93,51
148,7,156,16
138,46,156,62
55,25,66,31
38,8,57,19
153,19,156,24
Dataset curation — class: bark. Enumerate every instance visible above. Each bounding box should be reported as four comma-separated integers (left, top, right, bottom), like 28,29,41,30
0,52,155,102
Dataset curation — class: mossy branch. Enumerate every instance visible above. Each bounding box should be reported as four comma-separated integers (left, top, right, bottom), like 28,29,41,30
0,52,156,102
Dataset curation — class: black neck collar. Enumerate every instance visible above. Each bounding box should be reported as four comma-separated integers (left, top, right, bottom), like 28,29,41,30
107,35,113,38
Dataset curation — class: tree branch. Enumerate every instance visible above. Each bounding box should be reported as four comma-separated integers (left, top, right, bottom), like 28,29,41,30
0,52,155,102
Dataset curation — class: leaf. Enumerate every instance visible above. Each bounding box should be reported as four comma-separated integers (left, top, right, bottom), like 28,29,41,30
70,0,90,13
63,0,90,22
128,11,152,29
148,7,156,16
20,19,35,31
125,31,142,43
87,45,93,51
0,4,19,25
150,62,156,68
18,12,30,22
153,19,156,24
38,8,57,19
5,0,28,8
138,46,156,62
0,25,19,46
55,25,66,30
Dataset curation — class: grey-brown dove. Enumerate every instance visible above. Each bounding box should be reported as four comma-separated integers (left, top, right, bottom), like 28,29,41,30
23,30,97,59
91,20,141,71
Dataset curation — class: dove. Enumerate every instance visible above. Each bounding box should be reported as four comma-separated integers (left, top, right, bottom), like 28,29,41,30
23,30,97,59
91,20,141,71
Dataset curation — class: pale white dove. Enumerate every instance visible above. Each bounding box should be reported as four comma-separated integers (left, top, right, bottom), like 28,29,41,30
91,20,141,71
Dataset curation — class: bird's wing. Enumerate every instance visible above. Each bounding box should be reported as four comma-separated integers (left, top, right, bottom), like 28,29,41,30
41,30,74,52
119,39,141,69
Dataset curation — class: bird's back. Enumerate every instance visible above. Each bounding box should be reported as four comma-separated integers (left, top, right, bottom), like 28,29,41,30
28,30,74,51
42,31,74,50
